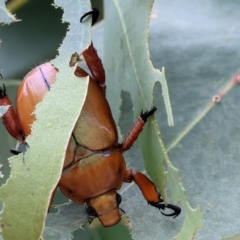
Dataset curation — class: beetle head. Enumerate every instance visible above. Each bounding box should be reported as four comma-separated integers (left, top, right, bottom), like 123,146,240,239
87,190,122,227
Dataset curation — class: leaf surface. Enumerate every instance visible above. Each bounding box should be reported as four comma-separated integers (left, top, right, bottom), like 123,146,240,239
107,0,240,239
104,1,202,239
0,0,91,239
0,106,9,118
42,202,88,240
0,0,18,24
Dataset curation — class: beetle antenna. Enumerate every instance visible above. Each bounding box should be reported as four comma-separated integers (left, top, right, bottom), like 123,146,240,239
80,8,99,26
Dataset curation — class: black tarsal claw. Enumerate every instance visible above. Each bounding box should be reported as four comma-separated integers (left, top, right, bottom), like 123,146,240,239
140,106,157,122
80,8,99,26
10,149,21,155
10,142,29,155
0,83,6,98
161,204,181,218
149,202,181,218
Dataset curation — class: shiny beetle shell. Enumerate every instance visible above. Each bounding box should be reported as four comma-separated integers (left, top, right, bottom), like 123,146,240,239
16,63,125,226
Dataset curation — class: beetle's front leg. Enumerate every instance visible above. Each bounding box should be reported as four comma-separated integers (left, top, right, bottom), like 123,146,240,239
71,43,106,93
123,169,181,218
0,84,25,143
79,9,106,92
82,43,106,92
121,107,157,152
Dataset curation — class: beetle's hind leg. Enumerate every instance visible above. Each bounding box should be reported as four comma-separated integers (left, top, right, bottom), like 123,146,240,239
124,170,181,218
0,84,25,143
121,106,157,152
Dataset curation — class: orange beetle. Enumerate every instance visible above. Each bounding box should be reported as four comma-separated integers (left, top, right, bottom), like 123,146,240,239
0,11,180,227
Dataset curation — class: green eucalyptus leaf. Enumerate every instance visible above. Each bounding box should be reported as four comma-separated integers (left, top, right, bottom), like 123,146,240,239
222,234,240,240
0,0,18,24
43,202,131,240
0,106,9,118
104,0,202,239
0,0,92,239
105,0,169,205
42,201,88,240
114,0,240,239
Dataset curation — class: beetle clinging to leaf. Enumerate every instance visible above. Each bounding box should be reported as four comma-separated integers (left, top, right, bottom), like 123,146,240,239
0,9,180,227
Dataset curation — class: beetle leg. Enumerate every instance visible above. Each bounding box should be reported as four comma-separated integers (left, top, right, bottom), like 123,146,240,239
121,107,157,152
124,170,181,218
79,10,105,92
80,8,100,26
82,43,106,93
0,84,25,143
123,169,133,182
